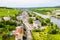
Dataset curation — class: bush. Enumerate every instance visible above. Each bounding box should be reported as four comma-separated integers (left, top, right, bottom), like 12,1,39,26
9,26,15,31
23,34,27,40
45,18,50,23
2,34,10,40
5,21,17,26
32,32,40,40
45,24,59,34
49,29,57,34
0,22,5,28
57,14,60,16
23,26,26,31
28,18,34,24
32,28,41,32
49,24,58,34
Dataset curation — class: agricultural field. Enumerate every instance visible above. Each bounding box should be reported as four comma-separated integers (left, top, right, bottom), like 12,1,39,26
31,8,60,15
0,8,20,17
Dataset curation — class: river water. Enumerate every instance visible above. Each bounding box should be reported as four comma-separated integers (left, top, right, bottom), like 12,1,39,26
33,12,60,27
51,17,60,27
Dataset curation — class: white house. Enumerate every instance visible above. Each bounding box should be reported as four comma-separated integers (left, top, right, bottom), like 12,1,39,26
52,10,60,15
33,20,41,28
12,26,23,40
16,16,22,20
3,17,10,21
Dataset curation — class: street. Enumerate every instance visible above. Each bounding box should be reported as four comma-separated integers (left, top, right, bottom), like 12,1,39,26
17,11,33,40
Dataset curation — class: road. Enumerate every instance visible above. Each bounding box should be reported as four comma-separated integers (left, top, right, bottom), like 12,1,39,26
17,11,33,40
21,11,32,40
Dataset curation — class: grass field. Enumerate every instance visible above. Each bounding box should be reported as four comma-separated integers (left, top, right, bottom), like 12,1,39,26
32,31,60,40
50,34,60,40
0,8,20,17
35,8,60,10
32,8,60,15
32,25,60,40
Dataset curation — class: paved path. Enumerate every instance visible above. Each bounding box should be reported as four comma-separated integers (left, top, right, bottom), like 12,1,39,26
21,11,32,40
17,11,33,40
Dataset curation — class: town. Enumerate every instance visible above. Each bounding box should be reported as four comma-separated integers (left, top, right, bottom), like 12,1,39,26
0,7,60,40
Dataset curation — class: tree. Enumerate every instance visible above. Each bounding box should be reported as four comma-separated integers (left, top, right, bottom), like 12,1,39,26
0,22,5,28
2,34,10,40
32,28,41,32
28,18,34,24
48,24,58,34
45,18,50,23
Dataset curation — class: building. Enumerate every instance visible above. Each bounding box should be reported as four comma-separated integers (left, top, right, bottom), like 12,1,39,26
3,17,10,21
16,16,22,20
33,20,41,28
12,26,23,40
52,10,60,15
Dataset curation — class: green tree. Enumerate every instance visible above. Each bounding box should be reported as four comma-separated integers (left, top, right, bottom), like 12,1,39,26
28,18,34,24
45,18,50,23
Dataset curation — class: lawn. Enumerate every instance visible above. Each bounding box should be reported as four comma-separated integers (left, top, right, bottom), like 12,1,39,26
32,25,60,40
32,31,60,40
50,34,60,40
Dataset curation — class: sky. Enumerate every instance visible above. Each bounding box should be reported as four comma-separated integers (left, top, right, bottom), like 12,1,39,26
0,0,60,8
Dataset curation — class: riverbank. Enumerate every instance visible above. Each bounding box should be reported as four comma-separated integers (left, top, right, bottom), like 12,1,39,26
51,15,60,19
32,12,60,27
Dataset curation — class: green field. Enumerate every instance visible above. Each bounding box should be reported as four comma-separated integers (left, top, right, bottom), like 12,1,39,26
35,8,60,10
0,8,20,17
32,8,60,15
32,27,60,40
32,32,60,40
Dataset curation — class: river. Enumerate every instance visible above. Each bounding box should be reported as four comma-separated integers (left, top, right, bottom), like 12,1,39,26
33,12,60,27
51,17,60,27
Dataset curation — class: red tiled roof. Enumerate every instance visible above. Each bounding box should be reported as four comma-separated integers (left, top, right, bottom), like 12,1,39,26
15,29,23,34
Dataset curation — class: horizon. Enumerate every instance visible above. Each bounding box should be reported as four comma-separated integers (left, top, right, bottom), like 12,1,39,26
0,0,60,8
0,6,59,8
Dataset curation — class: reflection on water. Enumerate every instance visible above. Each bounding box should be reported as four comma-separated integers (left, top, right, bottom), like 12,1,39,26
51,17,60,27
